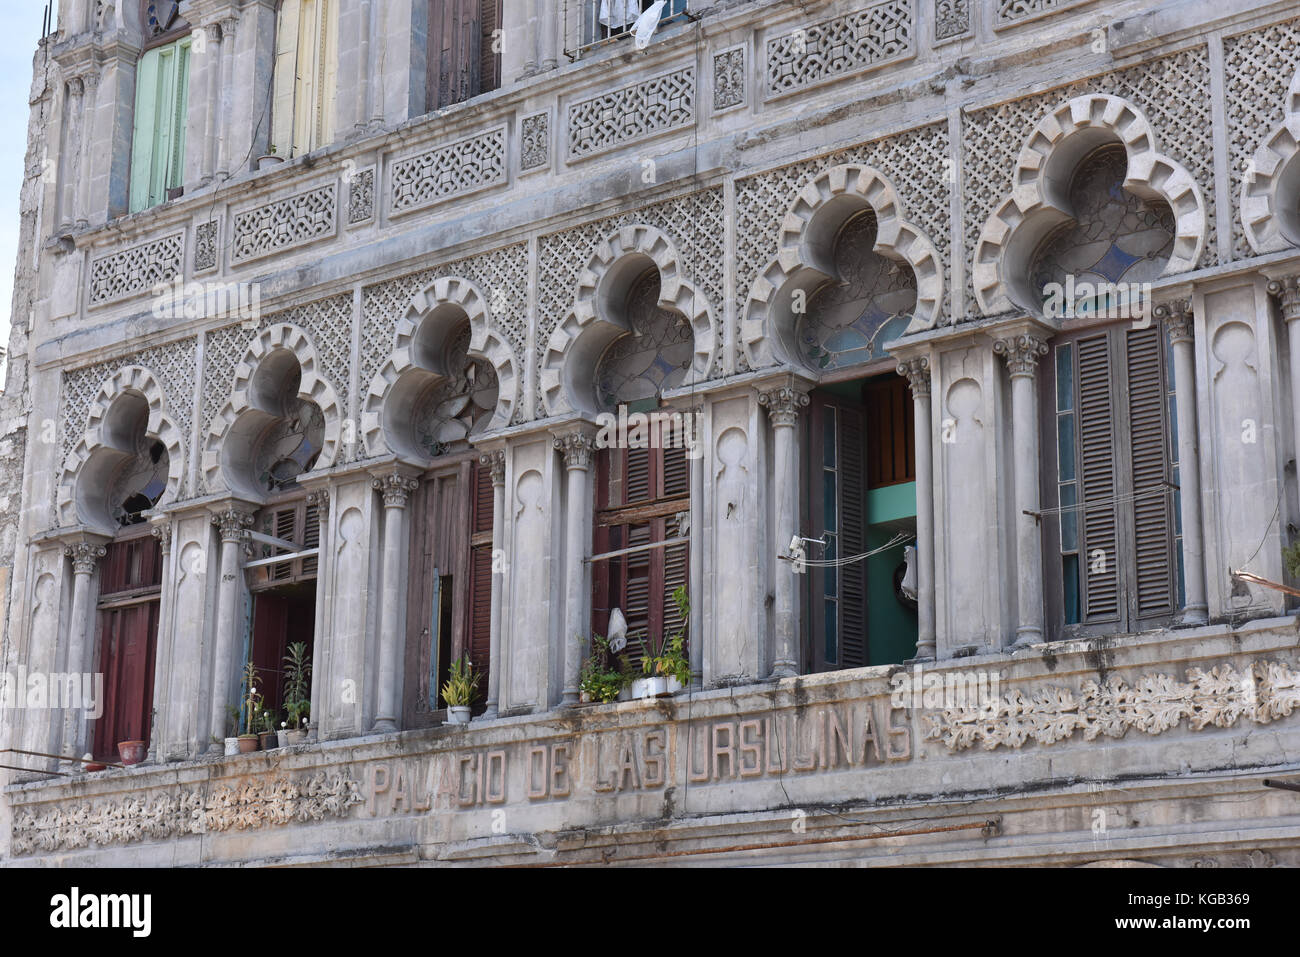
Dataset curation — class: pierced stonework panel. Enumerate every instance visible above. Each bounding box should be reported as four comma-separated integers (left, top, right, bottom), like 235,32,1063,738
964,47,1216,315
390,126,507,215
713,47,745,112
764,1,914,98
232,184,337,264
538,189,726,395
520,112,550,172
996,0,1086,25
935,0,970,41
88,232,184,306
568,66,695,159
735,123,949,372
194,220,219,272
362,246,528,433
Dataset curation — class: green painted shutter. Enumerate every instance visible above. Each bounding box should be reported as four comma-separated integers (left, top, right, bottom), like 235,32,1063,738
129,38,191,212
129,48,162,212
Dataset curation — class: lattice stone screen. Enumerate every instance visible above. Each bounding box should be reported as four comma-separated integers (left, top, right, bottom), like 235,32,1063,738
567,66,696,159
88,232,184,306
389,126,508,215
764,0,914,98
232,185,337,264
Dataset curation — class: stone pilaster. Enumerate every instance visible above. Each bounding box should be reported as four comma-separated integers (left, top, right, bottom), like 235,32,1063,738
758,384,809,678
479,450,506,717
208,504,254,753
371,470,418,732
553,430,595,706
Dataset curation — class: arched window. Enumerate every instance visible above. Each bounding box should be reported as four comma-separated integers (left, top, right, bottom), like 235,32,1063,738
129,1,192,212
591,266,692,674
798,210,919,673
395,316,500,728
271,0,340,158
1032,144,1182,638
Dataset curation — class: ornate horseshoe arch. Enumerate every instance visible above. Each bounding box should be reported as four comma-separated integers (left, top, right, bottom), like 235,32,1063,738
1242,66,1300,254
740,163,944,371
201,323,343,495
540,223,718,417
974,93,1207,317
361,275,517,457
58,365,186,530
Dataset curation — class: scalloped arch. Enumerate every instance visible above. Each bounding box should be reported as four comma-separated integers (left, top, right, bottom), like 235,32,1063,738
57,365,185,529
1242,67,1300,254
362,276,516,457
740,163,944,371
974,93,1207,316
540,224,718,417
201,323,343,494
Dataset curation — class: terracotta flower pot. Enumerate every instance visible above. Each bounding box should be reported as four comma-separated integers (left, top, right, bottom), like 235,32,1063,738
258,731,278,750
84,761,107,772
117,740,146,766
237,735,259,754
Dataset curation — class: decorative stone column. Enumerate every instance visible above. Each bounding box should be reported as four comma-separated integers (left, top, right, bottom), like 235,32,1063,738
74,70,98,229
61,540,105,758
200,21,221,185
304,487,330,740
480,451,506,718
758,384,809,678
216,18,238,178
1155,299,1209,623
209,505,253,753
59,75,84,231
994,332,1050,647
371,471,418,733
897,356,936,660
1270,275,1300,500
146,520,174,763
554,431,594,706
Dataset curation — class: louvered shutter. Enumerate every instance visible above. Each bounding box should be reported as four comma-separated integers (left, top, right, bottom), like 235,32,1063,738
129,47,162,212
1126,326,1176,619
302,500,321,577
270,0,301,155
626,445,651,504
168,41,190,192
479,0,501,95
318,0,339,148
270,507,297,582
838,406,867,668
1076,333,1121,622
467,463,494,693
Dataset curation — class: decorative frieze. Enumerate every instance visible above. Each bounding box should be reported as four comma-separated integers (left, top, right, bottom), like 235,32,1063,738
713,46,745,112
996,0,1086,26
390,126,507,215
764,1,914,98
232,184,337,264
520,112,550,172
88,232,184,306
568,67,696,159
927,659,1300,752
10,772,363,856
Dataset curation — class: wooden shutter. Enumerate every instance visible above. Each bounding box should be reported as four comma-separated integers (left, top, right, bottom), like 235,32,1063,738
92,599,159,761
270,0,301,155
1076,333,1121,622
838,406,867,668
129,48,162,211
467,462,494,695
428,0,485,110
129,37,190,212
479,0,502,95
1126,326,1176,619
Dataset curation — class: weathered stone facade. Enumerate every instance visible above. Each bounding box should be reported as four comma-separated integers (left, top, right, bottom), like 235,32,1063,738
5,0,1300,866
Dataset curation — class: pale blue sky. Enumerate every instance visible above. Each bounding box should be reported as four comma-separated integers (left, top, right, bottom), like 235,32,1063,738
0,4,54,386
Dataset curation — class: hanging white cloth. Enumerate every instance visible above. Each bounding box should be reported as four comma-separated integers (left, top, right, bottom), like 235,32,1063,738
634,0,668,48
599,0,641,29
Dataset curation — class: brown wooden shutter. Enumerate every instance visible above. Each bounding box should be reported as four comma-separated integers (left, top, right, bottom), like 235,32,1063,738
301,500,320,577
467,462,494,696
1076,333,1120,622
626,445,651,504
428,0,484,110
838,406,867,668
479,0,501,95
1126,326,1176,619
93,600,159,761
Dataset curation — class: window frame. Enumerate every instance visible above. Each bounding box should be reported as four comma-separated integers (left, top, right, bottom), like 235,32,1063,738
128,32,192,213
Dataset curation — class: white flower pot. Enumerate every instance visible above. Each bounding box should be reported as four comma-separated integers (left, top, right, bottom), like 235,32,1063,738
634,676,667,699
617,686,632,702
276,730,289,748
223,737,239,756
447,706,472,725
665,676,683,695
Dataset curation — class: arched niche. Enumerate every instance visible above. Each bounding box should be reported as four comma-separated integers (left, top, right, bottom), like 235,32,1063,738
362,276,510,459
58,365,185,531
742,164,942,372
541,224,717,417
974,94,1206,317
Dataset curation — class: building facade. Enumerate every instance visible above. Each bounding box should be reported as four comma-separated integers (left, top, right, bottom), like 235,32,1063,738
2,0,1300,865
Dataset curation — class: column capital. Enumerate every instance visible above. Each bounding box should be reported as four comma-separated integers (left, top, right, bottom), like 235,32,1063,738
150,520,173,555
553,431,595,470
758,385,810,427
1153,299,1194,345
305,488,331,514
65,541,106,575
1268,276,1300,321
211,505,254,542
994,334,1050,378
373,471,418,509
896,356,931,398
479,449,506,486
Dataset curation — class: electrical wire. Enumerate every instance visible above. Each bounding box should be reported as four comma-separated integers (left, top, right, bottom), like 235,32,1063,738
780,530,913,569
1033,482,1177,519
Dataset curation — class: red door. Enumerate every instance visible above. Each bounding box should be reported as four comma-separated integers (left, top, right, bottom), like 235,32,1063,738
93,601,159,761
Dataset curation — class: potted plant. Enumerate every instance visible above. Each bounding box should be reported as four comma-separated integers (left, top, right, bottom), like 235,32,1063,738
117,739,146,765
258,144,284,171
578,632,634,703
238,661,262,753
635,587,692,698
221,704,241,756
441,655,480,724
282,642,312,745
277,721,289,749
257,703,279,751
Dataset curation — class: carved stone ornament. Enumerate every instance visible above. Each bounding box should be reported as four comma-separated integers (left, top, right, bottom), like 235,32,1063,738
554,432,595,469
11,772,363,856
212,507,254,542
1153,299,1193,345
479,450,506,485
1267,276,1300,322
373,472,418,508
896,356,931,398
757,386,810,428
65,542,106,576
926,659,1300,752
993,334,1049,377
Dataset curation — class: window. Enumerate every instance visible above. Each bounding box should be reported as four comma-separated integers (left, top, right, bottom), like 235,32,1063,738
129,33,191,212
92,533,162,762
427,0,503,112
570,0,688,57
1045,325,1180,635
271,0,340,158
